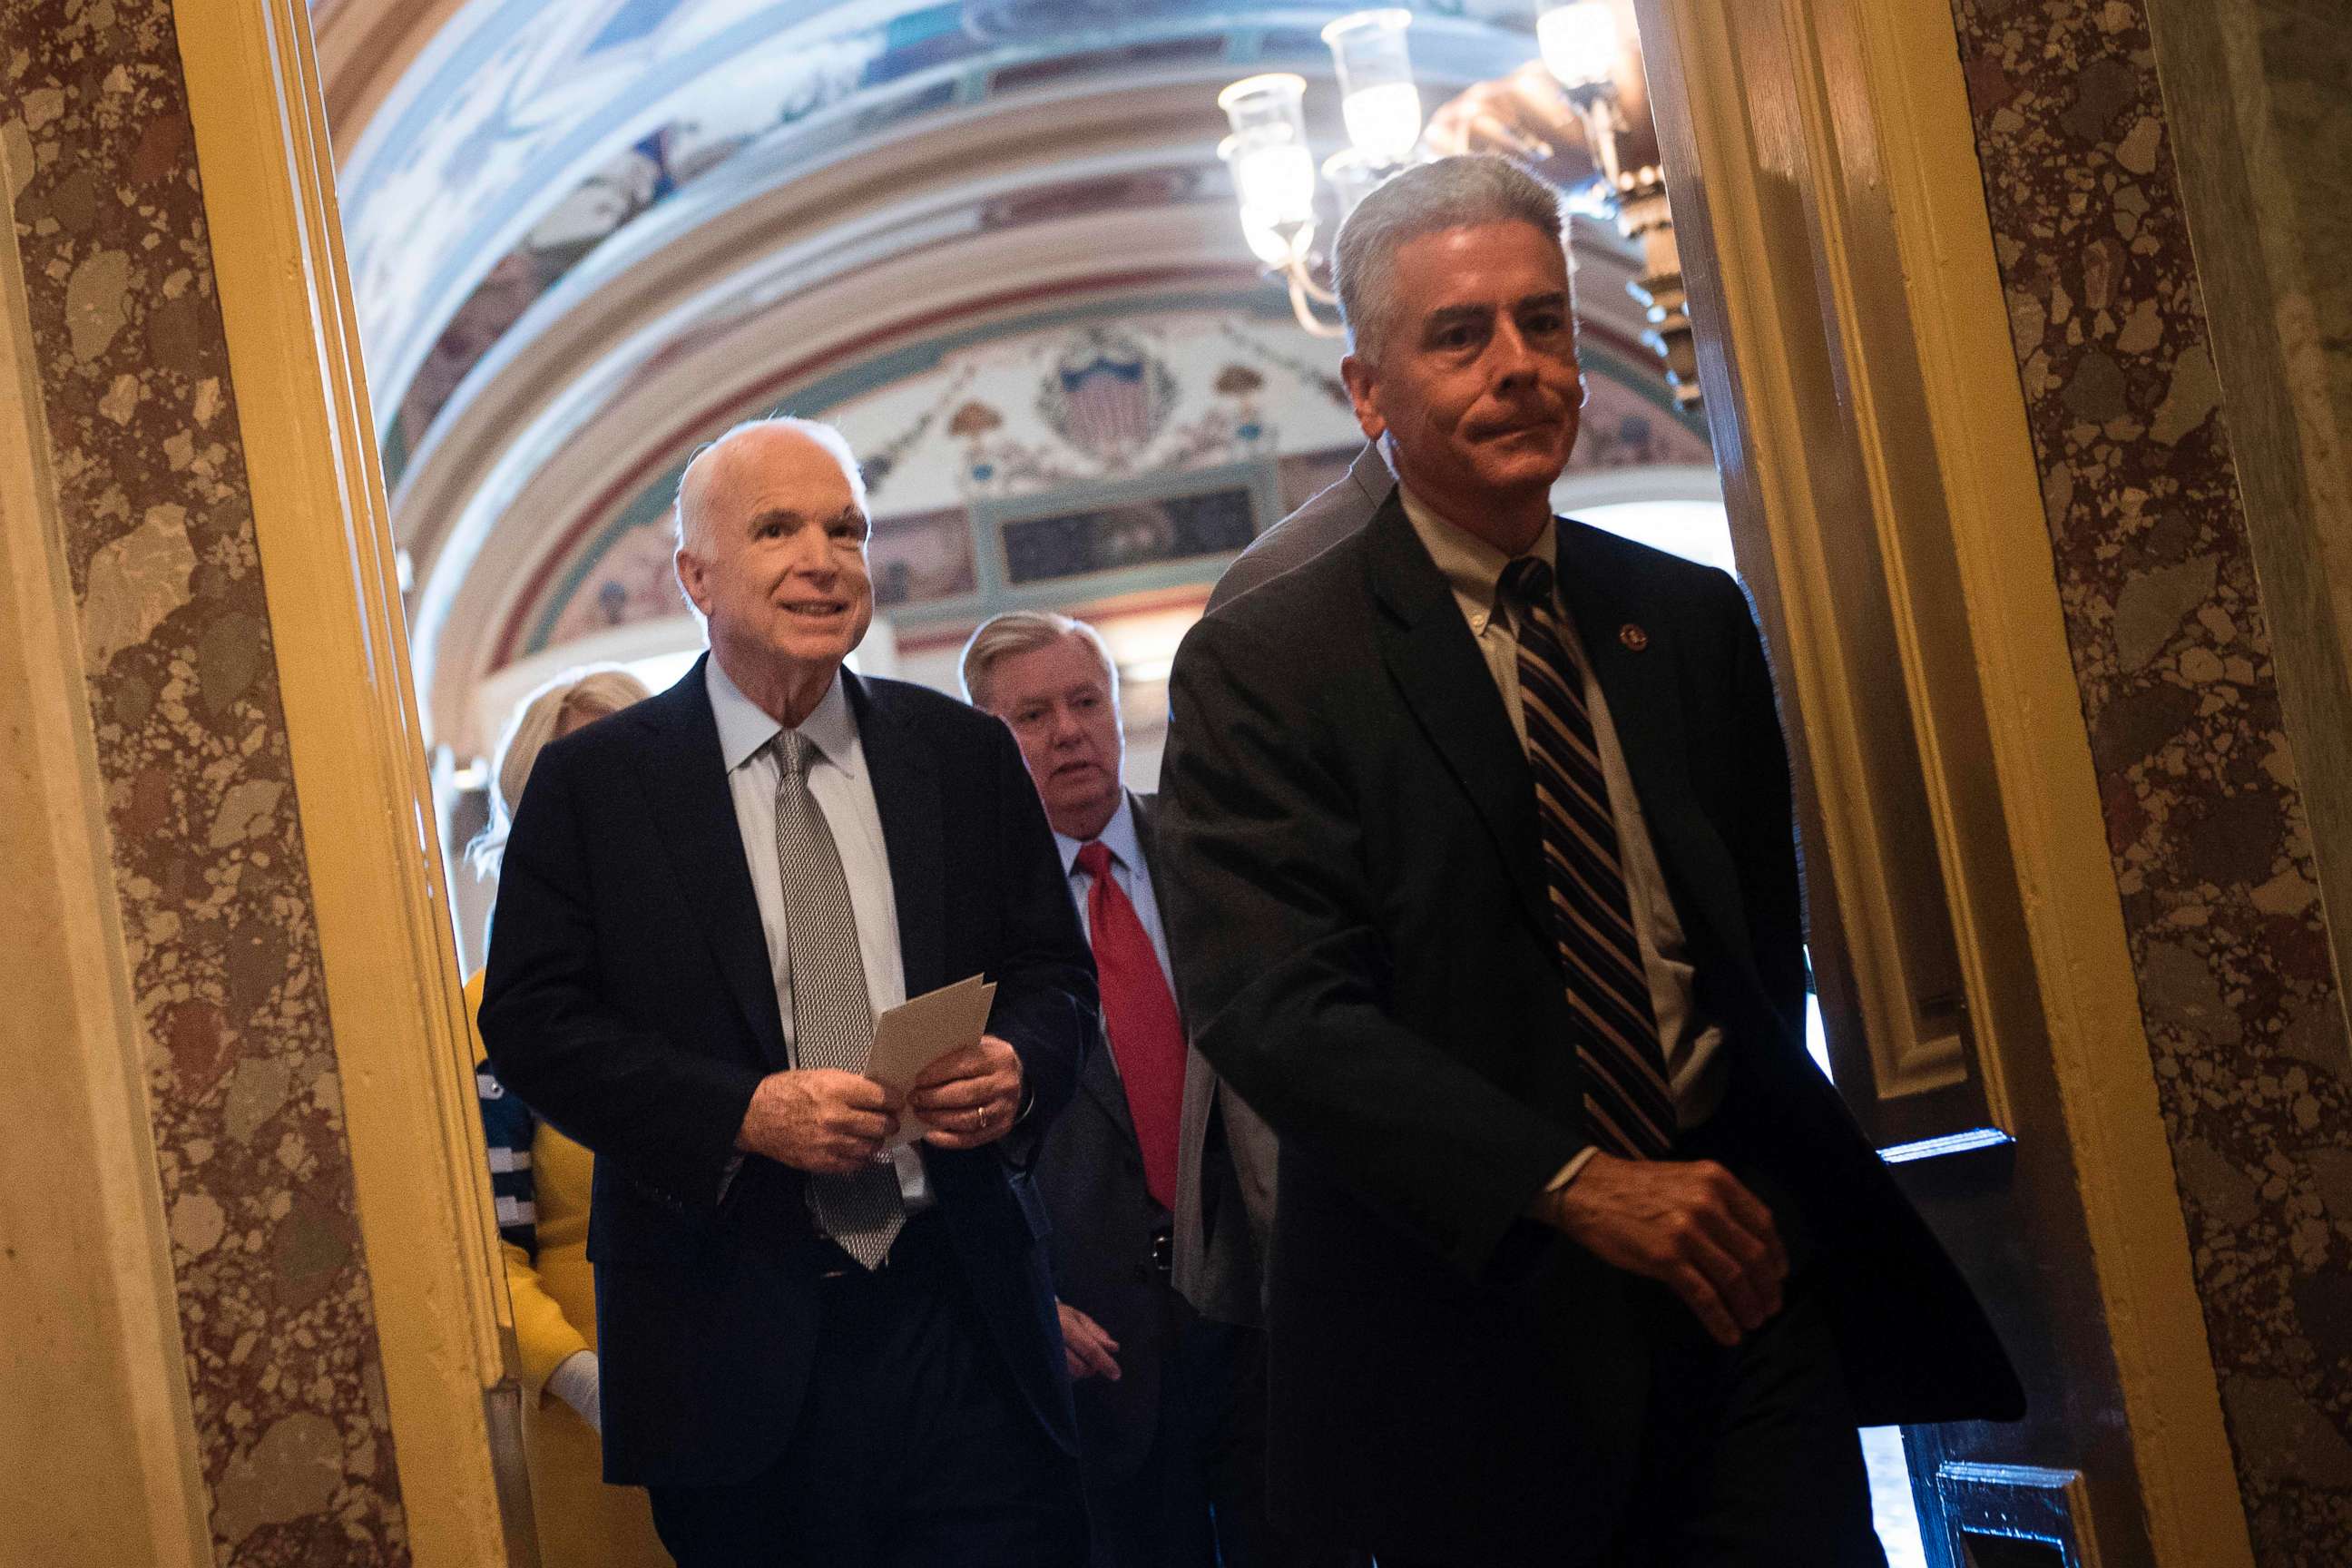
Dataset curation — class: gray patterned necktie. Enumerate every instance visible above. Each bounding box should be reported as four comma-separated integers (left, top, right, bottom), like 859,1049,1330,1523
772,729,903,1269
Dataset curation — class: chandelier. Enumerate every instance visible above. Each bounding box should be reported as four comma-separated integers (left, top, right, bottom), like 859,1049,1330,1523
1215,4,1697,408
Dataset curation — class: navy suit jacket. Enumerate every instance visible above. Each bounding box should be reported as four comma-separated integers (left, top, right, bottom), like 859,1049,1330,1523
479,658,1098,1487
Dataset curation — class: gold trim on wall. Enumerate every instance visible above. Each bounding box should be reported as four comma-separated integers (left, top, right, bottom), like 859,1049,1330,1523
172,1,524,1561
1635,0,2252,1560
1840,1,2253,1557
1630,0,1982,1138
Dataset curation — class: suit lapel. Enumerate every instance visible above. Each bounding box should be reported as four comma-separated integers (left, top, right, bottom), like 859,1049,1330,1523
1366,498,1551,942
1125,791,1180,955
1081,790,1153,1149
630,659,789,1068
1078,1021,1142,1151
1553,520,1755,969
847,672,947,1000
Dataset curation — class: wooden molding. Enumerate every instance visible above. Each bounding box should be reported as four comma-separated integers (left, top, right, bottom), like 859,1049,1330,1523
171,2,524,1562
1635,0,2252,1560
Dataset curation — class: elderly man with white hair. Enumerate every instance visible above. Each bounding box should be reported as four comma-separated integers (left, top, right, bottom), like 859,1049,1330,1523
480,416,1098,1567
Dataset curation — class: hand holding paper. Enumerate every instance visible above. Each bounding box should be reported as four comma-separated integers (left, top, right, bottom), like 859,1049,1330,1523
865,975,1011,1148
908,1033,1025,1152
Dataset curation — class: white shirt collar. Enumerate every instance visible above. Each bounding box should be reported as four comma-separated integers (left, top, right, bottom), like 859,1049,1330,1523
1397,482,1559,632
704,653,860,776
1054,790,1142,880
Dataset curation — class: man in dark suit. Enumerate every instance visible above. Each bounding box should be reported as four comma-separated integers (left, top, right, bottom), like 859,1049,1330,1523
961,612,1333,1568
1208,442,1389,613
479,417,1096,1568
1155,156,2022,1566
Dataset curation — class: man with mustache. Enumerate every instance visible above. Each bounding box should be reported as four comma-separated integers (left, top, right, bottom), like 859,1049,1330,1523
481,417,1096,1566
1155,156,2021,1564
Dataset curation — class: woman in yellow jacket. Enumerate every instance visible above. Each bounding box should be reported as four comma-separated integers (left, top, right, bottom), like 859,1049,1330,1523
466,668,669,1568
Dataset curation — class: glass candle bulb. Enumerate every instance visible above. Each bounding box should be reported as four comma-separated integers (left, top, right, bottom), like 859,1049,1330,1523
1321,147,1387,228
1219,74,1319,263
1321,9,1421,166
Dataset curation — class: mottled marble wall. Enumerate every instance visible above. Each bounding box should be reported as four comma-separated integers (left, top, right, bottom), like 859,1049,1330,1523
0,1,410,1562
1950,0,2352,1560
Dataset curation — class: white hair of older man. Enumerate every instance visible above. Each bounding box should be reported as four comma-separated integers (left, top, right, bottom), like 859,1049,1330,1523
466,665,654,877
958,610,1121,713
1331,153,1574,363
671,414,870,561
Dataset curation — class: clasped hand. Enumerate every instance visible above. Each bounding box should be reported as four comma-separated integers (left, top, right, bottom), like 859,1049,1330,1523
1542,1153,1789,1348
734,1035,1024,1172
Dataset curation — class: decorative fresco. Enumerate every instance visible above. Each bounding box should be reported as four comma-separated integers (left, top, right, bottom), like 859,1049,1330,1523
506,300,1707,663
871,508,981,610
1950,0,2352,1559
348,4,891,459
998,482,1259,584
335,0,1554,483
879,317,1341,508
376,43,931,477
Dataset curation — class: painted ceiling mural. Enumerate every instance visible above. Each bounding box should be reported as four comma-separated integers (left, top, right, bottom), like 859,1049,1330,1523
512,300,1708,664
326,1,1553,482
312,0,1689,755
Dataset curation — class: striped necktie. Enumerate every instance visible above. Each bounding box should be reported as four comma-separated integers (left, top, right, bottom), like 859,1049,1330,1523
1500,554,1677,1159
772,729,904,1269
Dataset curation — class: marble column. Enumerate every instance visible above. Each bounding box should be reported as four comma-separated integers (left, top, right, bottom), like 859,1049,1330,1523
1950,0,2352,1560
0,1,411,1560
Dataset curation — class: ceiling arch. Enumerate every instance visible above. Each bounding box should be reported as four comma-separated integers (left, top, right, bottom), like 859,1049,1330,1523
322,1,1550,435
309,0,1688,759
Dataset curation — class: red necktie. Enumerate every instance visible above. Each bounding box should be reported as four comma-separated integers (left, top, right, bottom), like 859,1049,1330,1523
1075,840,1188,1210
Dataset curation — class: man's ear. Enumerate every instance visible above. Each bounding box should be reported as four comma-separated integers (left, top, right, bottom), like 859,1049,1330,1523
1340,353,1387,444
674,547,711,619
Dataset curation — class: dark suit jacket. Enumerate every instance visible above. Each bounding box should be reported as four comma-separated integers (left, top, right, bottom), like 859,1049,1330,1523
1156,495,2022,1563
1209,442,1388,613
1165,444,1387,1331
1031,790,1183,1481
478,659,1098,1488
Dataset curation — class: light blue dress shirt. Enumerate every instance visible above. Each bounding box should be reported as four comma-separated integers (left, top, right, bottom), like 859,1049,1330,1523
1063,799,1176,1091
1054,791,1179,1009
706,656,930,1210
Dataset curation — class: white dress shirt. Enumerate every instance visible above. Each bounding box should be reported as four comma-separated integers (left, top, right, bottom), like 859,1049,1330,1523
706,655,930,1210
1398,488,1728,1181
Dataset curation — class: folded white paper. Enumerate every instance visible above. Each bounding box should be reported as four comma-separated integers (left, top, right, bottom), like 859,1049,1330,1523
866,975,996,1146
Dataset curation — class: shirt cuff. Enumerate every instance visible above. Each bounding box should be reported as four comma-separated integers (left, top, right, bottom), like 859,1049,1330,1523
1546,1146,1601,1191
544,1348,601,1432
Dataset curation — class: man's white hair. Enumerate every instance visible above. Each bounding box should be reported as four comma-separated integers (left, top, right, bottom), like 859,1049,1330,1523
959,611,1120,713
1331,154,1573,363
671,415,869,560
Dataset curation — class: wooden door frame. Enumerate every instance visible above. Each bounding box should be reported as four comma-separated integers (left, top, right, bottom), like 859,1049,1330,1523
173,1,532,1561
1632,0,2249,1562
168,0,2254,1560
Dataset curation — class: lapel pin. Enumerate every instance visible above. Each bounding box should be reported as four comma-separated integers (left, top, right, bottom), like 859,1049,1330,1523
1619,623,1650,652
